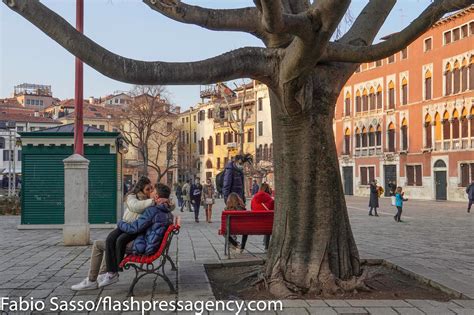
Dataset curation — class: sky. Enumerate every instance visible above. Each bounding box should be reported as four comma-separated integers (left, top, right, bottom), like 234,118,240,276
0,0,435,110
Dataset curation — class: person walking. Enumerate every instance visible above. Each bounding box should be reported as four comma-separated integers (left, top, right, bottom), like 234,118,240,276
190,177,203,222
368,179,379,216
394,187,408,222
251,180,259,196
180,180,191,212
202,178,215,223
466,181,474,213
175,181,183,208
223,155,246,204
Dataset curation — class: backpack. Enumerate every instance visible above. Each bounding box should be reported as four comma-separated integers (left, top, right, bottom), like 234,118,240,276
216,170,225,193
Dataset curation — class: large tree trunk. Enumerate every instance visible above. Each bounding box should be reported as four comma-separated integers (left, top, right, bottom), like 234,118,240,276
265,76,362,297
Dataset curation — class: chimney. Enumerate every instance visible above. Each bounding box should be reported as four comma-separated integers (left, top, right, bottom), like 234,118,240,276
175,106,181,114
89,96,95,104
34,111,39,117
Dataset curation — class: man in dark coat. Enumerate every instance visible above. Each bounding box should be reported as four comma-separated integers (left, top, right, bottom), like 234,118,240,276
190,178,203,222
223,155,245,204
466,181,474,213
118,183,173,255
368,179,379,216
251,180,259,196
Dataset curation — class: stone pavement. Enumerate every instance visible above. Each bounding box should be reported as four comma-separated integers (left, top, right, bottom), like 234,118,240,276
0,196,472,314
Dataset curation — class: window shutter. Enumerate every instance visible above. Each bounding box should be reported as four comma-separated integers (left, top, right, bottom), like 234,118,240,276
415,165,422,186
461,164,469,187
407,166,414,186
368,167,375,183
361,167,367,185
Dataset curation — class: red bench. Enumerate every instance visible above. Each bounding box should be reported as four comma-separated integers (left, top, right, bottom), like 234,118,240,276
119,217,181,296
218,210,274,257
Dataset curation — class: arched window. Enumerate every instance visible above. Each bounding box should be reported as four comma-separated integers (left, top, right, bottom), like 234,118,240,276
216,133,221,146
207,136,213,154
166,142,173,160
401,77,408,105
453,61,461,94
471,106,474,137
470,56,474,90
263,144,269,161
223,132,228,145
368,126,375,147
361,127,368,148
345,92,351,116
247,128,254,143
376,125,382,146
206,159,213,169
445,63,452,95
376,85,383,109
424,114,432,149
387,122,395,152
355,90,361,113
442,111,450,140
388,81,395,109
461,58,468,91
199,137,205,155
344,128,351,154
369,87,376,111
434,160,446,168
434,113,442,141
228,131,233,143
269,144,273,160
461,108,468,139
0,137,4,149
355,128,361,148
362,88,368,112
452,109,460,139
401,118,408,151
257,144,263,162
425,70,432,100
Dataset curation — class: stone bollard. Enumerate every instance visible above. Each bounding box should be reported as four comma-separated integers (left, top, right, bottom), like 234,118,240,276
63,154,90,246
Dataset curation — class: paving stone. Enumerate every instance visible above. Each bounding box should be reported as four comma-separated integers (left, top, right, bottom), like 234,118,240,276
333,307,369,314
346,300,411,307
324,300,351,307
452,300,474,308
364,307,398,315
306,307,338,314
277,308,309,315
417,307,456,314
281,299,310,308
305,300,328,307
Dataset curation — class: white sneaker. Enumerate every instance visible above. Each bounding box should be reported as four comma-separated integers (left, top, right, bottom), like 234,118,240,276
96,273,107,284
71,278,98,291
98,273,119,288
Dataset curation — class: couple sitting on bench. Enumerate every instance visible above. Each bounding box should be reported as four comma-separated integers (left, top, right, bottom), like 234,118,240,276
72,177,174,291
224,183,274,252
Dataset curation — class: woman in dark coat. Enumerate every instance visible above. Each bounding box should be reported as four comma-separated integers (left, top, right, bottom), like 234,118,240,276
369,179,379,216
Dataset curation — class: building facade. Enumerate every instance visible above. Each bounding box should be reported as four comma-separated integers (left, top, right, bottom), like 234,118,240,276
334,7,474,201
177,107,199,183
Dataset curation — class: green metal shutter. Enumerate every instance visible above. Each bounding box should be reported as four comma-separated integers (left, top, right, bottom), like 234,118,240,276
21,154,67,224
88,154,117,224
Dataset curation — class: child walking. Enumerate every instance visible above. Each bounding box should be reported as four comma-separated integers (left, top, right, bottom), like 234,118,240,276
394,186,408,222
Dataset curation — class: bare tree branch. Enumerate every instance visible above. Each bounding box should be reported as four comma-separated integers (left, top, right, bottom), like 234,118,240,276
3,0,277,86
323,0,474,63
143,0,262,35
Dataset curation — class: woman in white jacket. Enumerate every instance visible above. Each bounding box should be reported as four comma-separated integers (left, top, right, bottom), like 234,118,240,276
72,176,155,291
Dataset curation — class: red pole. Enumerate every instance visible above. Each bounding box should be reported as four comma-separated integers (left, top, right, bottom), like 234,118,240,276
74,0,84,155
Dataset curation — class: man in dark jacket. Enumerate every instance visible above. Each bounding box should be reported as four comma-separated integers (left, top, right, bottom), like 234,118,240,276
223,155,245,204
251,180,259,196
118,183,173,255
190,178,203,222
466,181,474,213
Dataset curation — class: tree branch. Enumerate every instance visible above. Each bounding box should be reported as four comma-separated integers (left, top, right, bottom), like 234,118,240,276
143,0,261,35
323,0,473,63
3,0,277,85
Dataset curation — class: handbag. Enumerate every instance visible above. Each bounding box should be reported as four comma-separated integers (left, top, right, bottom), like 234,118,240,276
391,196,396,206
205,198,213,205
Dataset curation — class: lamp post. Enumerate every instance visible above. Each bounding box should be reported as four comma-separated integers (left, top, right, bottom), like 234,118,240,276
63,0,90,246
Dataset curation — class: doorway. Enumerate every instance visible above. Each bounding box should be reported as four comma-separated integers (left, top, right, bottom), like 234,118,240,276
384,165,397,196
342,166,353,195
434,159,447,200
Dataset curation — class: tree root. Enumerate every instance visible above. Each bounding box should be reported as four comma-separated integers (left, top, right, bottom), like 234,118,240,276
335,268,372,293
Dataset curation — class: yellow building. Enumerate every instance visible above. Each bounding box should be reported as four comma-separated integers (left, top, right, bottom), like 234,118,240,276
177,106,199,182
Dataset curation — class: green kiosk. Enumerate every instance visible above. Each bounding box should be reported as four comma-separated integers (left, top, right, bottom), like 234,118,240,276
19,124,125,228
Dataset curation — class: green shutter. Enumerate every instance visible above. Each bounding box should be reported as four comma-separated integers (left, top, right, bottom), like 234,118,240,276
88,154,117,224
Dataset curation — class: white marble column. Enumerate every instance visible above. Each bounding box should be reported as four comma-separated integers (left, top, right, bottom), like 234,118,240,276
63,154,90,246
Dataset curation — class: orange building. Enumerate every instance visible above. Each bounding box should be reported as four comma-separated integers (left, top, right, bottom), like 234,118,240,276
334,7,474,201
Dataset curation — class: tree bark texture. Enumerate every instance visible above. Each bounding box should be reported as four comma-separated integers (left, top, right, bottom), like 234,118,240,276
265,73,360,296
